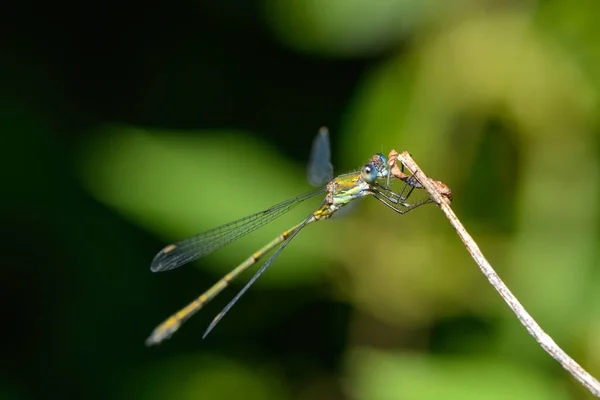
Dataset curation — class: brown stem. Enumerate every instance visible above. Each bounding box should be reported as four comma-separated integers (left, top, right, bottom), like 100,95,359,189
388,150,600,398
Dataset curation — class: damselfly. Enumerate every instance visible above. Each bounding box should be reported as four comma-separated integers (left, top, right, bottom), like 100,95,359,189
146,128,430,345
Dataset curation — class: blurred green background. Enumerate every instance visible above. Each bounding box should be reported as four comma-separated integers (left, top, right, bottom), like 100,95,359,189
3,0,600,399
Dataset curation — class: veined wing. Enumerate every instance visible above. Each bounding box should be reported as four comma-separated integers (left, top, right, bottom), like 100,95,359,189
150,187,327,272
307,127,333,187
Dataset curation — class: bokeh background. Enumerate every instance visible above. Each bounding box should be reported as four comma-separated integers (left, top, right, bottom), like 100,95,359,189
3,0,600,399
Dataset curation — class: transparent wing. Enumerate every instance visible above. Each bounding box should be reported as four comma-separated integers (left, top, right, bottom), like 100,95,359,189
150,187,327,272
307,127,334,187
201,209,316,338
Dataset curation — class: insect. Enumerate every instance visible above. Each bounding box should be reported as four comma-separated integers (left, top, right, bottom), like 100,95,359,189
146,128,429,345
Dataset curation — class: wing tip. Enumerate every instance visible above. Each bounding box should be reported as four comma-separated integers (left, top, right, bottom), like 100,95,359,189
150,244,178,272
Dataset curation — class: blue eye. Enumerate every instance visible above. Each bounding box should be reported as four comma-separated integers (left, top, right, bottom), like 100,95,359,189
369,153,389,177
376,153,387,166
361,164,378,182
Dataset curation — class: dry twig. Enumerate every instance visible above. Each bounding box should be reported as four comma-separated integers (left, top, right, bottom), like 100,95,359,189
388,150,600,398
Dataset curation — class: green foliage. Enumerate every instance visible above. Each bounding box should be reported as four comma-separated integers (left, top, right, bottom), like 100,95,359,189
5,1,600,399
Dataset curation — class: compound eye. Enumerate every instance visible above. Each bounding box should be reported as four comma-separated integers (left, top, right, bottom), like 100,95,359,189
375,153,387,166
361,164,378,183
369,153,389,177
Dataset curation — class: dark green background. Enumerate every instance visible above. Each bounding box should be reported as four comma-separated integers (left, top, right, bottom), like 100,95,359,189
3,1,600,399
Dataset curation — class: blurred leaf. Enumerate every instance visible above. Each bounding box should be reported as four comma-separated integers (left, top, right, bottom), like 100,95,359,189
263,0,428,56
77,126,332,285
346,348,570,400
